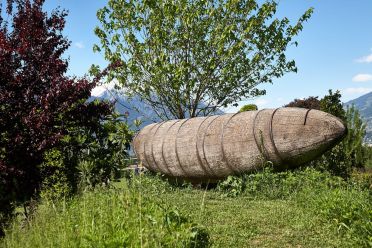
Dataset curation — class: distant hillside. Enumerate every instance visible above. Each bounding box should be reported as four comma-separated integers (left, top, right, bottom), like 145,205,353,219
90,84,224,129
91,90,160,129
345,91,372,143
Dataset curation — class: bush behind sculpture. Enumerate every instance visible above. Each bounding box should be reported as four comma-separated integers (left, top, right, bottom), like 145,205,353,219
285,90,368,178
40,114,133,200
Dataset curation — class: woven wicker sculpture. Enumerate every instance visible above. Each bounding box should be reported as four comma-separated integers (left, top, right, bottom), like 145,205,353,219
133,108,346,181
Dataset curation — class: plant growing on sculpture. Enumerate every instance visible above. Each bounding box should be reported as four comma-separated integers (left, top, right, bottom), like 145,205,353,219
94,0,313,119
239,104,258,112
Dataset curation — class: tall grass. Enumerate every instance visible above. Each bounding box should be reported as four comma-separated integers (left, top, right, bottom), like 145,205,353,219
218,168,372,247
2,179,209,248
1,168,371,247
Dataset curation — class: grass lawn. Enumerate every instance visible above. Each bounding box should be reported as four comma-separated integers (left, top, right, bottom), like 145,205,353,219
162,195,333,247
1,169,371,247
136,185,352,247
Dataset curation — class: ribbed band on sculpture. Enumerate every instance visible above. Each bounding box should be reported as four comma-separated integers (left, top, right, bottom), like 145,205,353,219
133,107,347,181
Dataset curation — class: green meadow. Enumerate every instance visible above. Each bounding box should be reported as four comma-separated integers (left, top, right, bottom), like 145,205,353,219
2,168,371,248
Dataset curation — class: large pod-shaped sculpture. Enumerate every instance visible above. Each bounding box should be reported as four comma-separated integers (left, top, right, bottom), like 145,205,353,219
133,108,347,181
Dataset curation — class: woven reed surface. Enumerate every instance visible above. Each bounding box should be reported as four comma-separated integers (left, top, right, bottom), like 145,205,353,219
133,108,346,180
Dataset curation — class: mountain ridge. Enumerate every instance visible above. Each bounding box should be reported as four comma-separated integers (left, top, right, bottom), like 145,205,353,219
90,85,224,129
345,91,372,143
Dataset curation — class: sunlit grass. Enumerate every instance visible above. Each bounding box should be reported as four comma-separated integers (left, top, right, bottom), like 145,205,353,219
2,179,208,248
1,168,371,247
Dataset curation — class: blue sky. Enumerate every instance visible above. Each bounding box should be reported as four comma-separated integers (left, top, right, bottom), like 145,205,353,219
42,0,372,111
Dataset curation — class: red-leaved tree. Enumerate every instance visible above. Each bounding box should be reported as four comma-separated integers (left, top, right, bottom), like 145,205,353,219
0,0,113,232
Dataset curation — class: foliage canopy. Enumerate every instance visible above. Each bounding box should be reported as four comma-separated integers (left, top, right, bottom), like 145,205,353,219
0,0,132,233
94,0,313,119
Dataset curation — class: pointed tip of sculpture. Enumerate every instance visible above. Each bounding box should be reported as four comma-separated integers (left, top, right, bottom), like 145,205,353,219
335,117,348,139
321,112,348,143
278,109,348,167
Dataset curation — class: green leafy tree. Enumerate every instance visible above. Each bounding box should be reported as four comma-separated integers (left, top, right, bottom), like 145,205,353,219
316,90,366,178
344,105,367,169
320,90,346,121
316,90,348,177
94,0,313,119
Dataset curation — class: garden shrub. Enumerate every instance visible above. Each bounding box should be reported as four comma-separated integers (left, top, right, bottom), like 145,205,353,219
65,113,133,190
216,167,347,200
365,146,372,169
314,94,367,179
39,113,133,199
343,105,368,169
217,175,244,197
350,171,372,190
240,167,344,200
223,167,371,246
216,167,371,246
39,149,73,201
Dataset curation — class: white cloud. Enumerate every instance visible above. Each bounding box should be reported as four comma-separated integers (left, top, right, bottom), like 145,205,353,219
342,87,372,95
355,53,372,63
74,41,85,49
352,73,372,82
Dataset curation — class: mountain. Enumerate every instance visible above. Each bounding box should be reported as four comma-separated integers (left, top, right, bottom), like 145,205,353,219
90,84,224,129
90,84,166,128
345,91,372,143
91,89,159,128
